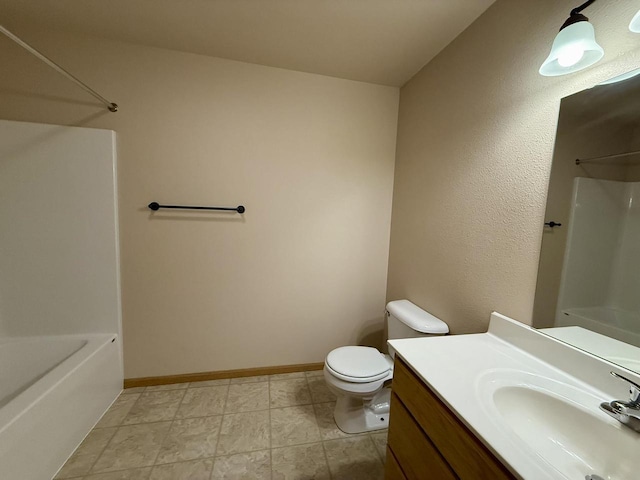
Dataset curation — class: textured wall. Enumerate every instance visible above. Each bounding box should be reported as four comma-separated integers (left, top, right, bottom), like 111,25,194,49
387,0,640,333
0,28,399,378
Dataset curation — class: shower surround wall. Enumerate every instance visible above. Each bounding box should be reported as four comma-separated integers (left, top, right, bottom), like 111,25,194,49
0,120,122,336
0,27,399,378
0,119,123,479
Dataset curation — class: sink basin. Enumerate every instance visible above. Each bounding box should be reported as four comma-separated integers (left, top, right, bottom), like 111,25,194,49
479,371,640,480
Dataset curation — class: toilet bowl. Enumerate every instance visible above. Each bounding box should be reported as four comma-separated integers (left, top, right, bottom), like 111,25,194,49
324,299,448,433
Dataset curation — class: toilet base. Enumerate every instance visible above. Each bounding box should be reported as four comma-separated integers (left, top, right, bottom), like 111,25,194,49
333,386,391,434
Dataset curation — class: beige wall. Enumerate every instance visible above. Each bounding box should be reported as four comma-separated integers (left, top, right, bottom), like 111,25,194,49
387,0,640,333
0,28,399,378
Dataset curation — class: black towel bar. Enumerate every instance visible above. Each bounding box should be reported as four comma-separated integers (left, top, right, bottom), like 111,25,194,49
148,202,245,213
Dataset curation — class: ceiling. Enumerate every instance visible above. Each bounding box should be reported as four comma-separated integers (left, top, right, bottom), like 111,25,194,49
0,0,495,87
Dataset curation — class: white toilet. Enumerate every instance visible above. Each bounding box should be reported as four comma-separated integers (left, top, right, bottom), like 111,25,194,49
323,299,448,433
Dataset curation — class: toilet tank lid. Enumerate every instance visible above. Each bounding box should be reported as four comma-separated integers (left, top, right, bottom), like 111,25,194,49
386,299,449,334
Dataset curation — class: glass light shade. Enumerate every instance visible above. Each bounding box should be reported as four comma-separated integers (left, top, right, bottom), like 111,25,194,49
630,10,640,33
598,67,640,85
539,21,604,76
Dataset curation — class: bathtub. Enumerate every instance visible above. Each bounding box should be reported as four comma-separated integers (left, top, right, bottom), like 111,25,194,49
556,306,640,348
0,334,123,480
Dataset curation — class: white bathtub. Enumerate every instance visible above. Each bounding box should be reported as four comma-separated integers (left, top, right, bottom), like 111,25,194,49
0,334,123,480
557,306,640,348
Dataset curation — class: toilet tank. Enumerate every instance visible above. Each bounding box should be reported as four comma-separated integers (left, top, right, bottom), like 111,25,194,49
386,300,448,355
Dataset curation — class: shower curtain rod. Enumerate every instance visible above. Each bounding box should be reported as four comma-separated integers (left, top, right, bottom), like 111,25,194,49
0,25,118,112
576,149,640,165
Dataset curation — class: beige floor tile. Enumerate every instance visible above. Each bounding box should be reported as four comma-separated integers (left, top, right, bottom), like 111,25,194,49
188,379,230,388
229,375,269,384
269,379,312,408
91,422,172,473
56,427,119,478
216,411,270,456
149,458,213,480
271,405,321,448
211,450,271,480
144,383,189,392
307,377,336,403
305,370,324,378
324,436,383,480
123,390,185,425
55,452,99,478
271,442,330,480
175,385,228,419
370,431,388,461
75,427,118,456
313,402,352,440
269,372,305,381
84,467,152,479
155,416,222,464
225,382,269,413
96,394,140,428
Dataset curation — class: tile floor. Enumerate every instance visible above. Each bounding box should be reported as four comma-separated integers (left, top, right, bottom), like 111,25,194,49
55,371,387,480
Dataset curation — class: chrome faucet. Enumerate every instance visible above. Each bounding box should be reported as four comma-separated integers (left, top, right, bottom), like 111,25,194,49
599,371,640,433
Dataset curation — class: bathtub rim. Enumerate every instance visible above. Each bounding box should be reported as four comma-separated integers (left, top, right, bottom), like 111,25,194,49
557,306,640,348
0,333,118,435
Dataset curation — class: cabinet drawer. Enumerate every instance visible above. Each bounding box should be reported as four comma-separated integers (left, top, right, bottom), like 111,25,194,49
388,392,457,480
384,446,408,480
392,357,515,480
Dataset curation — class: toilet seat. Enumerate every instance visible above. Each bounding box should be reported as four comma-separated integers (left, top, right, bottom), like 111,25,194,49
325,346,392,383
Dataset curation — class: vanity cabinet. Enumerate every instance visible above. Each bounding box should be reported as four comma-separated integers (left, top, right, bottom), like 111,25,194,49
385,357,516,480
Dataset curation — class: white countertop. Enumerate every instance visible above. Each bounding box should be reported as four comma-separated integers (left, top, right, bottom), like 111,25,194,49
387,313,631,480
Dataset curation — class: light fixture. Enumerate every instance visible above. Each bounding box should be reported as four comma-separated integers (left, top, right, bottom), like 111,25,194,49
539,0,604,77
630,9,640,33
598,67,640,85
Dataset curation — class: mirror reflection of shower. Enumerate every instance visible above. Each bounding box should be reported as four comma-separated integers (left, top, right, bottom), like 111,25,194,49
533,67,640,374
555,177,640,348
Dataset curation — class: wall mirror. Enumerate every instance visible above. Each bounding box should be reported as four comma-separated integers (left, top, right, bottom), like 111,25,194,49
532,67,640,374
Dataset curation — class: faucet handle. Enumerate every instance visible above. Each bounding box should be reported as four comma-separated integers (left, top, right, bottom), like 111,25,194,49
610,371,640,404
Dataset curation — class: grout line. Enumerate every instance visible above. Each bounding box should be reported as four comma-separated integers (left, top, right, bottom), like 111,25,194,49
187,380,231,389
76,464,154,478
211,384,232,468
369,430,389,465
155,456,215,466
171,386,189,420
320,439,334,480
142,385,189,392
225,381,271,414
368,433,382,465
213,446,273,458
303,374,314,405
147,387,189,470
91,418,181,428
268,438,328,453
86,392,147,474
267,379,273,479
103,397,338,430
74,424,119,477
82,441,346,480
